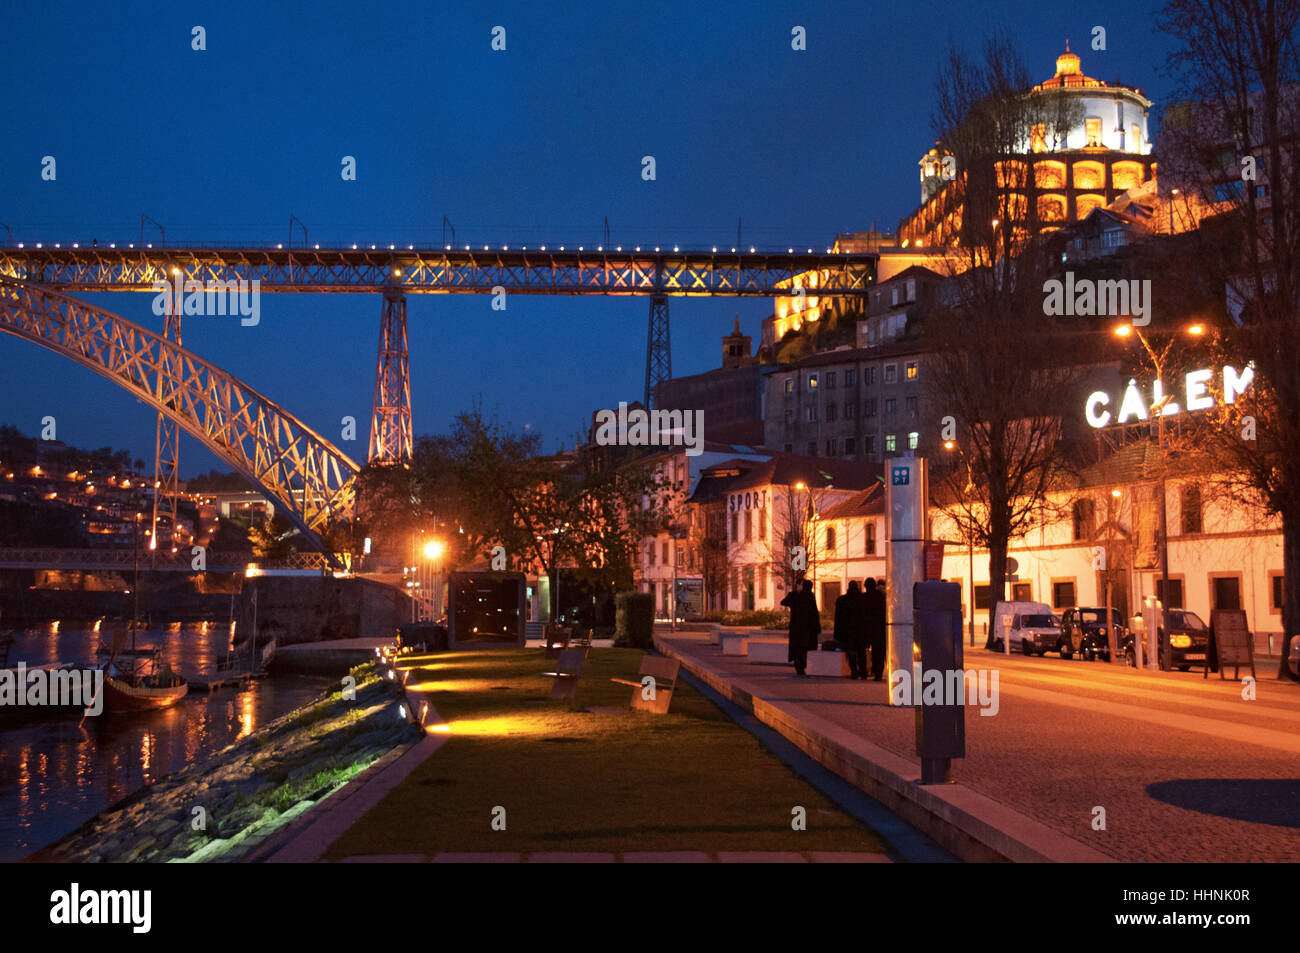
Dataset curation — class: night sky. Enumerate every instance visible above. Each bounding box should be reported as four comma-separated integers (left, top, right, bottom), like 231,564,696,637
0,0,1176,475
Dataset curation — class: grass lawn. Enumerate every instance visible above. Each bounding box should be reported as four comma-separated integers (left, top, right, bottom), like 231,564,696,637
323,647,889,858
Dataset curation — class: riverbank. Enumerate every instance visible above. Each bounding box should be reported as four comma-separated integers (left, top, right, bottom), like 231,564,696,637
26,663,418,862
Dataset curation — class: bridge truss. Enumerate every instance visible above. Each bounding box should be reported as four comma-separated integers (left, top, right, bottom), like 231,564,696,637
0,277,359,556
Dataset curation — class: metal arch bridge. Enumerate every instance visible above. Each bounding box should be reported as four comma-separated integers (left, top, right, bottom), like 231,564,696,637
0,242,877,558
0,276,358,553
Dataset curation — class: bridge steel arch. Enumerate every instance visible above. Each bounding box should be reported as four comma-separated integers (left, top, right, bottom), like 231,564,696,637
0,277,358,555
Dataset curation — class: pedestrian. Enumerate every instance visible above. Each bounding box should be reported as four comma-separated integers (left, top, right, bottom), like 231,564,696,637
834,580,866,678
781,577,821,676
864,577,887,680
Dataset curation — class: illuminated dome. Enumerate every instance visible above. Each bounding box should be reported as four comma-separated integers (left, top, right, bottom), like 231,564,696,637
1055,42,1081,78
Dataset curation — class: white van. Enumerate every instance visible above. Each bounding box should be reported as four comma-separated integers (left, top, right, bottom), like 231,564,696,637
991,601,1061,656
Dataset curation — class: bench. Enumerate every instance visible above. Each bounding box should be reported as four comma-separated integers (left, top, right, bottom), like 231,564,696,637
610,655,681,714
544,625,575,659
747,638,788,664
719,633,750,656
541,647,587,701
807,649,851,677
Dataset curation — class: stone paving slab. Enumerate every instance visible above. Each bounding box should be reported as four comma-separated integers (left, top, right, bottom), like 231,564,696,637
430,852,522,863
338,854,426,863
717,851,807,863
621,851,714,863
527,852,616,862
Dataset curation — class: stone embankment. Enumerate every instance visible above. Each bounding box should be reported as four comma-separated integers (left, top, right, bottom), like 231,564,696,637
29,664,419,863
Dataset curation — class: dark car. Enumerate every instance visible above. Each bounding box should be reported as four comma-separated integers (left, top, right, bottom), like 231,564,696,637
1123,609,1212,671
1059,607,1126,661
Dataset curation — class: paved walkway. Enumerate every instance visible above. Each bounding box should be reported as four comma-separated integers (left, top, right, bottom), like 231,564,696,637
332,851,891,862
655,632,1300,862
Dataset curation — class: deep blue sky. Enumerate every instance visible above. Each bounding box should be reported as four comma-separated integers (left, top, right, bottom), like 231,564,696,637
1,0,1177,476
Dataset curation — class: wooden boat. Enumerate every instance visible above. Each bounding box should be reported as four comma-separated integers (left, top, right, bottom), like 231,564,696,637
98,648,188,712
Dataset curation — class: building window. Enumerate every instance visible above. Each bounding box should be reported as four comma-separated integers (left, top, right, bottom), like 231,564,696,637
906,360,918,380
1130,124,1141,150
807,373,819,392
807,442,817,457
1085,117,1102,147
844,437,856,456
974,585,991,610
744,511,752,542
758,507,766,540
885,398,897,414
825,371,836,389
1072,498,1095,541
865,435,876,455
648,542,657,566
866,367,876,385
905,396,918,414
784,443,793,453
885,434,897,452
891,287,900,306
845,402,857,419
1212,575,1241,610
1181,484,1203,535
906,279,916,303
1052,580,1076,609
729,512,737,542
758,568,767,600
845,369,857,387
806,406,818,422
1271,572,1284,613
784,377,794,394
731,567,739,599
662,541,669,563
884,364,897,383
826,526,836,553
864,399,877,417
825,439,837,457
866,521,877,555
1012,582,1032,601
908,432,919,450
826,404,837,422
1155,577,1184,609
784,409,793,423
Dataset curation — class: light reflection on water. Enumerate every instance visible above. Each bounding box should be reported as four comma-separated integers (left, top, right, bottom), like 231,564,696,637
0,623,332,862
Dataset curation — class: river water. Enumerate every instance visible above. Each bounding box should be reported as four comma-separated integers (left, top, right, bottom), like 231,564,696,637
0,622,332,862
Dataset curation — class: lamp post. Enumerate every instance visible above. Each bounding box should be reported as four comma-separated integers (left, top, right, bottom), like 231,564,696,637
1113,321,1204,670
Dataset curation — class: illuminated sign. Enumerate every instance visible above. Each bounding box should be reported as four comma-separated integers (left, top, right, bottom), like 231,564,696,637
1085,365,1253,429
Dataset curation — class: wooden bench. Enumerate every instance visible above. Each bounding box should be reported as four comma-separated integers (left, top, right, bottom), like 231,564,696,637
541,647,587,701
610,655,681,714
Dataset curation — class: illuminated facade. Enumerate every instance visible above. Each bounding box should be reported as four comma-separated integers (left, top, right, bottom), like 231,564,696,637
898,45,1158,248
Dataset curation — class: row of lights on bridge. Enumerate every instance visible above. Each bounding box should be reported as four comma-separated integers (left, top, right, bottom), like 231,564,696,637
14,242,844,254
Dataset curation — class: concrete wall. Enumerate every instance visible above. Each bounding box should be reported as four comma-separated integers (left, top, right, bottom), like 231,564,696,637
234,575,404,647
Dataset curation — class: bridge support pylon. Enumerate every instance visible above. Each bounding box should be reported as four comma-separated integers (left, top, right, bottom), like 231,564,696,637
151,293,182,565
368,286,413,465
644,294,671,409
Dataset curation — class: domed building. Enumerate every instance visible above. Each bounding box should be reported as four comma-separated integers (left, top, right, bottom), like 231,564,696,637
898,44,1158,248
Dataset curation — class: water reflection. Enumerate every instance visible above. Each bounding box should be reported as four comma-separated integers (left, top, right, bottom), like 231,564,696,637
0,623,331,861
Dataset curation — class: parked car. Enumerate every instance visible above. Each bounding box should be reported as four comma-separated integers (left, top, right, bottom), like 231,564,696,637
1123,608,1213,670
1059,606,1126,661
991,601,1062,656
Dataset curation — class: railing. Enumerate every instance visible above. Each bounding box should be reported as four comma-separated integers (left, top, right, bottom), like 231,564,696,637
0,547,333,571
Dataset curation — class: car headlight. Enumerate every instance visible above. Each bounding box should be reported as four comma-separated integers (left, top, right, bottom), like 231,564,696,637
1170,634,1191,649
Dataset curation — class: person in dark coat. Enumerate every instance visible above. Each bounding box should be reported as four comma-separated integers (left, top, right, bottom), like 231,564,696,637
863,577,888,680
781,578,821,675
834,580,866,678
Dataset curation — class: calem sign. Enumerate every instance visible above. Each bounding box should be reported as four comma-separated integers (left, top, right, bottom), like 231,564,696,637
1085,364,1254,428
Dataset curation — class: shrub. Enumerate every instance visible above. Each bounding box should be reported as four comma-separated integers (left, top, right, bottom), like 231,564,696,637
614,591,655,648
701,608,788,629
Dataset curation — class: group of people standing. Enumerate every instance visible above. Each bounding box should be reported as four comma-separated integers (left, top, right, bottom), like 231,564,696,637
779,577,887,679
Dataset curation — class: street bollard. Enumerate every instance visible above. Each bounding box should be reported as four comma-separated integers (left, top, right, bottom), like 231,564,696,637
914,580,965,784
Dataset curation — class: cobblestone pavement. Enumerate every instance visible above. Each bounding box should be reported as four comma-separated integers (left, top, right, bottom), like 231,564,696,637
659,635,1300,863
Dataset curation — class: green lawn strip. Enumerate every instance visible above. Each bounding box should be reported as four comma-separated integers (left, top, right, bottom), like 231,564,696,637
324,648,887,857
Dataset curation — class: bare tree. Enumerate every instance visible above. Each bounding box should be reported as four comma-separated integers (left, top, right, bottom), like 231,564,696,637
927,34,1090,647
1158,0,1300,679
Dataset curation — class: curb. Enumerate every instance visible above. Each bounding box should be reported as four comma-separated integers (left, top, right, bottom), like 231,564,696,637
655,635,1112,864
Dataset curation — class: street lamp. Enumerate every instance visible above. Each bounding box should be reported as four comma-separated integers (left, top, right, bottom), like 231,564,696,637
1112,321,1205,670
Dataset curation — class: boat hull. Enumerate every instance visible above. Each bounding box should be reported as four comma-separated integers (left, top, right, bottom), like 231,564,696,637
102,675,188,712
